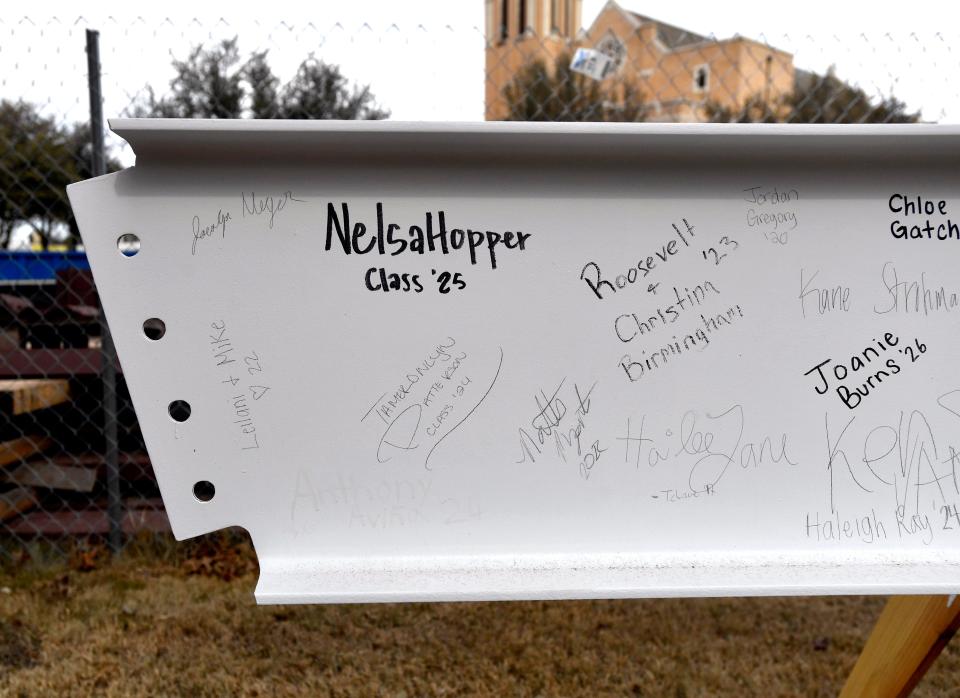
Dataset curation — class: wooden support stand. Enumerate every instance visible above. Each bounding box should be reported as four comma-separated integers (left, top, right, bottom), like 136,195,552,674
841,595,960,697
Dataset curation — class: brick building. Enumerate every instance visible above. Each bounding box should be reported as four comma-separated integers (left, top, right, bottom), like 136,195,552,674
484,0,796,121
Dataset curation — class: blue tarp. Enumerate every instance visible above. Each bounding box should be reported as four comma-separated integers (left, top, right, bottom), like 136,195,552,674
0,251,90,282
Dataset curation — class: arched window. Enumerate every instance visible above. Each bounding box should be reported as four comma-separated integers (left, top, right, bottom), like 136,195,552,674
693,65,710,92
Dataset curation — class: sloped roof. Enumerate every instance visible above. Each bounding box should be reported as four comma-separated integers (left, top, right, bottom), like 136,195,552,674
628,11,707,49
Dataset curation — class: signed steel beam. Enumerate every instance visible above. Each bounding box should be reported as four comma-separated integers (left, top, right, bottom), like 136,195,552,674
68,120,960,603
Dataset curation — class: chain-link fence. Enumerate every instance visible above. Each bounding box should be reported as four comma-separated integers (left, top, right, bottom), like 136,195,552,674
0,10,958,559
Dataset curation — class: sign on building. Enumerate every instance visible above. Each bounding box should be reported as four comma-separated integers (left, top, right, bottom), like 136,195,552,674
570,47,615,80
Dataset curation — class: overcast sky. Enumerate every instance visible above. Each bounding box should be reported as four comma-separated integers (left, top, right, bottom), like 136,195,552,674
3,0,954,247
4,0,959,130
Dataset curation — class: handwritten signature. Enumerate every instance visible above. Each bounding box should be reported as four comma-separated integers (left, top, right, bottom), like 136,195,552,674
192,209,231,255
241,190,306,229
617,404,797,495
516,378,604,479
362,337,458,427
824,389,960,518
367,347,504,470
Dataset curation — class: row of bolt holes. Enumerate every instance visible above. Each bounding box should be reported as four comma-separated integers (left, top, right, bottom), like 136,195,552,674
119,233,215,504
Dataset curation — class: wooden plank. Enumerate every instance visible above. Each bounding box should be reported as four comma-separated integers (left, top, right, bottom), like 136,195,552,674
6,507,170,536
0,348,120,377
0,436,54,469
0,486,36,522
41,452,151,468
0,328,20,352
2,461,97,492
35,452,154,481
840,595,960,697
0,292,38,320
0,378,70,415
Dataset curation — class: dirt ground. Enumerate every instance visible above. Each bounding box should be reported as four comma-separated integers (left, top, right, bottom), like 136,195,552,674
1,537,959,697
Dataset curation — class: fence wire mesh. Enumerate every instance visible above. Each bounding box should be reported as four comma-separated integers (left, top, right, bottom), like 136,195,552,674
0,11,957,558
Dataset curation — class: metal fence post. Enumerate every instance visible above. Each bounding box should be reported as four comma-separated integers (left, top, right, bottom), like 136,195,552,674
86,29,122,553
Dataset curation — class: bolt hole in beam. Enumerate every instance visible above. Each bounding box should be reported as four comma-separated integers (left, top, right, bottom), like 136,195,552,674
193,480,215,503
168,399,191,422
142,318,166,340
116,233,141,257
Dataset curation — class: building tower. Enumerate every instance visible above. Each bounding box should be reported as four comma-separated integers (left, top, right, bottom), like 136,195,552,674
484,0,583,120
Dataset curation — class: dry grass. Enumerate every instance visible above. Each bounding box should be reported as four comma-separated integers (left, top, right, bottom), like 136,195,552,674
1,538,959,697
